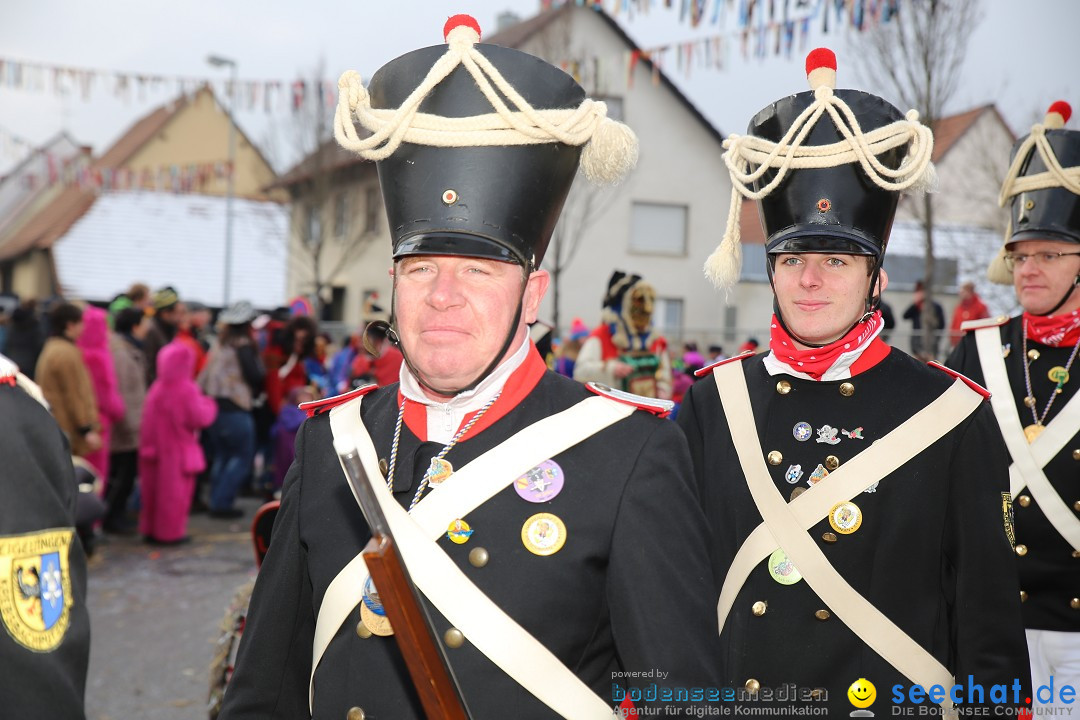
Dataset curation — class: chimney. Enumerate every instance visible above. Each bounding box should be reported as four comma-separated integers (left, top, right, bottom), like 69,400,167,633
495,11,521,33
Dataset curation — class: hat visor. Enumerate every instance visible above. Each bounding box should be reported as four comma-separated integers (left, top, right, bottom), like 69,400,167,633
766,228,878,256
1007,228,1080,248
393,232,524,265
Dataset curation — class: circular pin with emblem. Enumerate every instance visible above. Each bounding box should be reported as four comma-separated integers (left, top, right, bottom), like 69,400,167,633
793,422,813,442
359,602,394,637
514,460,565,503
425,457,454,486
829,501,863,534
447,518,473,544
521,512,566,556
1049,366,1071,385
768,548,802,585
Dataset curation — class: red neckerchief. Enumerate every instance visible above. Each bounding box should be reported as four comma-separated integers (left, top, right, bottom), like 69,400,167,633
1023,309,1080,347
768,311,889,381
398,344,548,442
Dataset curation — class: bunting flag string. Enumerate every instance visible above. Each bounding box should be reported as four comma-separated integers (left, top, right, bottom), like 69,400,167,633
0,56,339,118
10,152,235,195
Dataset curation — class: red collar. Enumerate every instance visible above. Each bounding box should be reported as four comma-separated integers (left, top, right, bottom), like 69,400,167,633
398,344,547,442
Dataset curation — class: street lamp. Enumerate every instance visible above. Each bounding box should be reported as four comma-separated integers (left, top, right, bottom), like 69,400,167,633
207,54,237,307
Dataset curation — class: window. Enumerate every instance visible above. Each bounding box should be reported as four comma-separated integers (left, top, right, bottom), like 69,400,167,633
629,202,687,256
655,297,683,336
594,95,624,122
325,286,347,322
333,192,348,240
304,204,321,247
364,186,381,234
723,305,738,344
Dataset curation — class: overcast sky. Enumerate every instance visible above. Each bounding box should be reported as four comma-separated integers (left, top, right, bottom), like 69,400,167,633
1,0,1078,176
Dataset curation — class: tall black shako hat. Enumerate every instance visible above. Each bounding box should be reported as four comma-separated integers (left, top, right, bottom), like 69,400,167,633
333,14,638,272
704,48,936,290
988,101,1080,284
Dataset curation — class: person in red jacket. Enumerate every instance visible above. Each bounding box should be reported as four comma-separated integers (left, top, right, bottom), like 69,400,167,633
948,281,990,347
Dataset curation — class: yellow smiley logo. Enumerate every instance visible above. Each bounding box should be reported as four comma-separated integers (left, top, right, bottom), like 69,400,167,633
848,678,876,709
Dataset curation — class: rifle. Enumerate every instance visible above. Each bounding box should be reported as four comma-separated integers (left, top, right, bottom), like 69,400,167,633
334,436,471,720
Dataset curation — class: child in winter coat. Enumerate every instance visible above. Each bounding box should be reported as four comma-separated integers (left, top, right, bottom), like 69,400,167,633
139,341,217,544
76,305,126,481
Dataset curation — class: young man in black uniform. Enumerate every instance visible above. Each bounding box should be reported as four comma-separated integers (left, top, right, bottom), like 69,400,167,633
219,15,720,719
678,49,1030,714
947,101,1080,709
0,353,91,718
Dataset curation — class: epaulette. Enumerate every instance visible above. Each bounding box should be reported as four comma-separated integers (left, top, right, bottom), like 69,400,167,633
585,382,675,418
694,350,754,378
0,353,48,408
927,361,991,400
299,383,378,418
960,315,1010,333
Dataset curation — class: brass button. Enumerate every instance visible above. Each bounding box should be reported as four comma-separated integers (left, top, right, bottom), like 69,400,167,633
822,532,838,544
355,619,372,639
378,458,389,477
814,609,831,621
776,380,792,395
767,451,783,466
444,627,465,648
1020,591,1028,603
825,455,840,471
751,601,768,617
347,708,366,720
1015,544,1028,557
839,382,855,397
1073,449,1080,461
1072,598,1080,610
1074,501,1080,513
789,487,806,502
1018,495,1031,508
1073,550,1080,559
1028,349,1040,361
745,678,761,693
468,547,489,568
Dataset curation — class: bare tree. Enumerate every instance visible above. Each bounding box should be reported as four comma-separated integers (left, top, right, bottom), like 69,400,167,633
546,178,619,333
520,6,627,337
853,0,983,359
265,60,379,318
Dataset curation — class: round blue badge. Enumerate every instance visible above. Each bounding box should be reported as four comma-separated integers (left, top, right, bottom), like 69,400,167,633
793,422,813,442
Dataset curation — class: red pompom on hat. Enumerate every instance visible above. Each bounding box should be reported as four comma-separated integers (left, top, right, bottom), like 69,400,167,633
805,47,837,90
1045,100,1072,129
444,14,482,42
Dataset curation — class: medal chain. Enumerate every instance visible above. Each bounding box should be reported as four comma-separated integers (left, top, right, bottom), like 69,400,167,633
386,391,503,511
1021,318,1080,427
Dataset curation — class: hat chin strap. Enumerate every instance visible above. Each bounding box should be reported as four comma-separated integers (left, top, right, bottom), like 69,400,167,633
385,272,527,399
766,255,882,349
1031,273,1080,317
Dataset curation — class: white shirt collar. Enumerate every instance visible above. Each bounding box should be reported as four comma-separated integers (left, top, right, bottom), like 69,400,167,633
399,336,531,444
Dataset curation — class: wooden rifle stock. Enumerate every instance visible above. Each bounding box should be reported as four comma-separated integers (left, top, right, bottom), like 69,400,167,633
335,438,470,720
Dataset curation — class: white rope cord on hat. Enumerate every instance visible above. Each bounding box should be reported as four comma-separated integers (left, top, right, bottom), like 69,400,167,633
704,85,935,290
998,123,1080,206
333,24,637,184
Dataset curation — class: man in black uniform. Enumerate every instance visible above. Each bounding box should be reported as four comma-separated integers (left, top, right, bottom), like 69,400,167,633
947,100,1080,709
219,15,720,719
678,48,1030,714
0,353,91,718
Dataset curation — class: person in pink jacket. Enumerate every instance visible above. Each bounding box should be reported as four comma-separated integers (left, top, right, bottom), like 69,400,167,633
76,304,126,482
139,341,217,545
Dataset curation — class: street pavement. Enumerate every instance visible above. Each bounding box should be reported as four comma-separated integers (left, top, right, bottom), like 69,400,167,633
84,496,267,720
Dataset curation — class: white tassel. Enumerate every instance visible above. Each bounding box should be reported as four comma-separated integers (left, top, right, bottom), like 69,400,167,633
986,231,1014,285
704,223,743,290
580,117,639,185
910,160,938,195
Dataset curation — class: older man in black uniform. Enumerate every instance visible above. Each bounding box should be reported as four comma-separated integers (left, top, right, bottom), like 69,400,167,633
0,353,91,718
219,15,720,720
947,101,1080,710
677,49,1030,715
